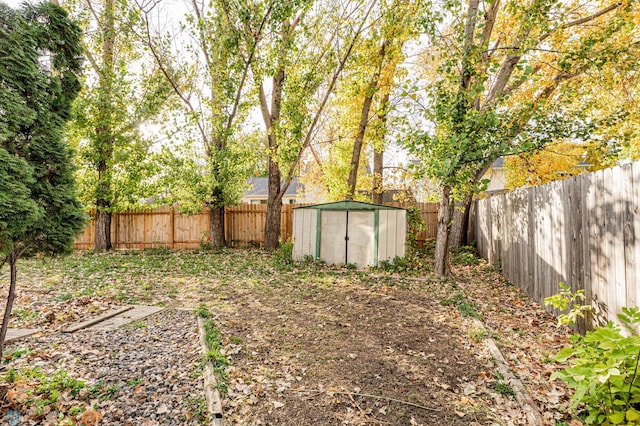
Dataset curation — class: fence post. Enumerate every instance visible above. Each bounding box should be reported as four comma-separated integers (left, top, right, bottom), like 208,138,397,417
114,212,119,249
169,206,175,249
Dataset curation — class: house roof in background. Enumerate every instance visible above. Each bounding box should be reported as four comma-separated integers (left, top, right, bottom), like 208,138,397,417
245,177,301,197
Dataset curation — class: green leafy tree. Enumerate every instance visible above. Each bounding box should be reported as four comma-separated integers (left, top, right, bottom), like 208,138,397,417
64,0,171,251
0,1,85,353
409,0,637,276
251,0,377,249
137,0,271,247
342,0,424,201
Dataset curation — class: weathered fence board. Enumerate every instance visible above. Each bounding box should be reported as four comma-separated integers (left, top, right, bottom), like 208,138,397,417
475,162,640,329
75,201,439,250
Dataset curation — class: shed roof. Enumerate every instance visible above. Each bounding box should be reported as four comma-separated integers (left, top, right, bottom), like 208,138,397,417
294,200,404,211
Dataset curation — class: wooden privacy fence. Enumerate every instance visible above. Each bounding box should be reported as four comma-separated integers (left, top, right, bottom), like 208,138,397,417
74,201,439,250
475,162,640,329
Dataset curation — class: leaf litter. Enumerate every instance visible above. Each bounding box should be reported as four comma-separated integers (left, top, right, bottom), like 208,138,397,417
0,248,574,424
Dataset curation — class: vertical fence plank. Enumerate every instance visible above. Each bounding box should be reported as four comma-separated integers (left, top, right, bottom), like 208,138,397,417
581,171,593,319
629,163,640,309
603,168,617,321
474,163,640,328
611,166,626,319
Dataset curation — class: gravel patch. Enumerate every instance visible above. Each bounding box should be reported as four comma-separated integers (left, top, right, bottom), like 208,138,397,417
1,309,206,425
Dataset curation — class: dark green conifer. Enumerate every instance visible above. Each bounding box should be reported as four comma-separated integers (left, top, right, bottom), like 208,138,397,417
0,1,84,353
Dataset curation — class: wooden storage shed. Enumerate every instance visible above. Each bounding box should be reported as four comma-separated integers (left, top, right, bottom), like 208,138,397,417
292,200,406,267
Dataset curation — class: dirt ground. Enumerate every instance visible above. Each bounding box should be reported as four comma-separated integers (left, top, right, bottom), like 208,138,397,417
0,248,574,425
216,276,493,425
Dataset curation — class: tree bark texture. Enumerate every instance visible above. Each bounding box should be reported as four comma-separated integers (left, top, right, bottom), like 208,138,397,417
94,208,112,251
208,204,225,248
265,156,283,250
263,39,285,250
434,185,455,277
346,41,387,200
372,149,384,204
93,0,115,251
449,194,473,248
0,252,18,356
346,92,375,200
372,91,390,205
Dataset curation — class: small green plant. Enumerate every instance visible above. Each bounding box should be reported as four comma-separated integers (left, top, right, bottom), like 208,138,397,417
199,231,212,250
492,258,502,273
440,293,482,319
3,347,31,363
56,293,73,302
12,308,39,325
229,335,243,344
126,320,146,329
196,304,229,394
544,282,593,327
469,328,486,342
127,377,143,386
377,256,409,273
492,374,516,398
68,406,85,416
6,367,88,418
552,307,640,425
452,249,478,265
87,380,105,398
274,239,294,266
5,367,16,383
186,396,209,422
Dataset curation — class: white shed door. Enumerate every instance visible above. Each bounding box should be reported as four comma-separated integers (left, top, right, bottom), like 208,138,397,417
319,210,375,267
346,211,375,266
320,211,347,265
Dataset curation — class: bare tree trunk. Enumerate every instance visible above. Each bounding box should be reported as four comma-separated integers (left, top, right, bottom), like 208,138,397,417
265,157,282,250
94,0,115,251
346,93,375,200
372,91,390,205
434,185,454,277
94,155,112,250
264,200,282,250
346,42,388,200
449,194,473,248
94,207,112,251
209,205,225,248
0,251,18,356
372,149,384,204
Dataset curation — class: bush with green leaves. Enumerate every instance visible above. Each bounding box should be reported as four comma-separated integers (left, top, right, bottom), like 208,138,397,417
551,307,640,425
274,239,294,266
451,246,478,265
544,282,593,327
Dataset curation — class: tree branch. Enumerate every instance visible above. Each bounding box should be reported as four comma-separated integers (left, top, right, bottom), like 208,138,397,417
133,0,210,148
284,0,379,188
538,2,623,43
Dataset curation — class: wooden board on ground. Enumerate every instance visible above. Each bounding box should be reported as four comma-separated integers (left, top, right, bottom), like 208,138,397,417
63,306,133,333
86,305,166,331
6,328,40,343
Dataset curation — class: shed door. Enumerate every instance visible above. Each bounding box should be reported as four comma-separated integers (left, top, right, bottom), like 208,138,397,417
320,211,347,265
346,211,374,266
320,210,374,266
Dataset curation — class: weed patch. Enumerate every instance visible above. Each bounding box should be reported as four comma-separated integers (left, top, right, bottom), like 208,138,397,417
439,292,482,319
197,304,229,394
